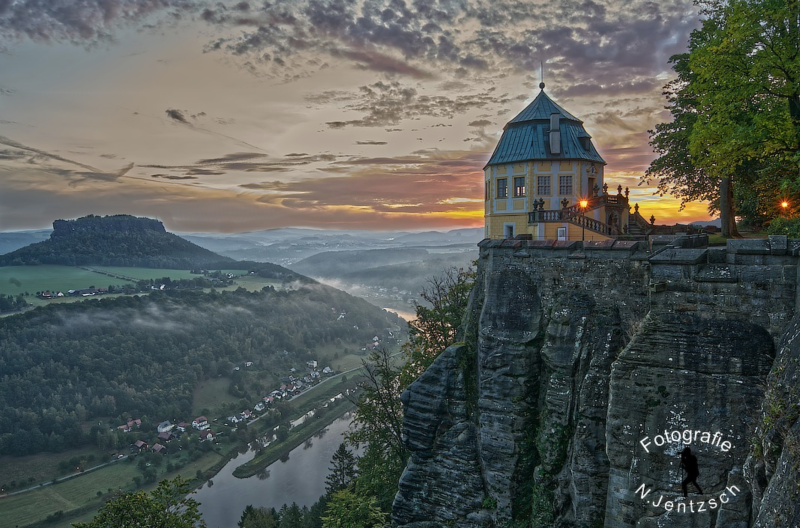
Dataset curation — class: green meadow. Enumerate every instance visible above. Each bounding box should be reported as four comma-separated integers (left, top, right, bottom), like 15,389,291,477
0,265,130,297
0,266,265,310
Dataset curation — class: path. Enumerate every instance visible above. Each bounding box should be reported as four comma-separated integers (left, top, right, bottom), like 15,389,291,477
1,456,128,498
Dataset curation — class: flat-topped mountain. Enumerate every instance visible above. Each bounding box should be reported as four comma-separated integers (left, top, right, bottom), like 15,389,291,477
0,215,233,269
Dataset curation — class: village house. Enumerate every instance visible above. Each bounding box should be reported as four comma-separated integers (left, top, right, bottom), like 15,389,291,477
152,443,167,454
132,440,148,452
157,431,174,443
157,421,174,433
192,416,209,430
117,418,142,433
199,430,216,442
176,422,190,432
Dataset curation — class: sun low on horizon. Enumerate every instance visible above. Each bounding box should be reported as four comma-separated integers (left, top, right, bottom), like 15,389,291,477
0,0,713,234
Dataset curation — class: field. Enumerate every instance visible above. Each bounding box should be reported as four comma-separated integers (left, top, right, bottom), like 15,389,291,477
0,446,110,492
0,266,284,313
0,449,224,528
87,266,243,282
192,377,243,417
0,265,131,297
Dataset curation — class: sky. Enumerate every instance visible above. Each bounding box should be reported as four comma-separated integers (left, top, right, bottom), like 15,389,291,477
0,0,714,233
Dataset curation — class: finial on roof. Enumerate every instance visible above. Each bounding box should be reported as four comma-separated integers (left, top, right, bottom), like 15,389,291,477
540,61,545,90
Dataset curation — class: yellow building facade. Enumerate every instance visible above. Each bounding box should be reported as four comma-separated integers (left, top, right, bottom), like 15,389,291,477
484,83,635,241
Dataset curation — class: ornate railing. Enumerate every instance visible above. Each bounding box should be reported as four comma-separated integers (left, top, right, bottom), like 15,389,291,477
630,210,652,233
527,209,623,236
527,192,631,237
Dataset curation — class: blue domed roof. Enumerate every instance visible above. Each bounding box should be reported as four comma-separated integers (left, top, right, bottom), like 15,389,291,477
485,88,605,167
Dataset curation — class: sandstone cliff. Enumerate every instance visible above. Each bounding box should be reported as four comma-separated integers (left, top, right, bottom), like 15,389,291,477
393,236,800,528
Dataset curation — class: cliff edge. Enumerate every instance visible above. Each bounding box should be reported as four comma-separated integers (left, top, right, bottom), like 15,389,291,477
393,236,800,527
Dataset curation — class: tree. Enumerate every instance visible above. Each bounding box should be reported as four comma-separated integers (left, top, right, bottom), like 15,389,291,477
690,0,800,173
74,476,204,528
325,442,358,496
238,505,278,528
344,267,475,511
277,503,303,528
645,0,800,235
644,50,742,237
321,489,387,528
400,266,475,387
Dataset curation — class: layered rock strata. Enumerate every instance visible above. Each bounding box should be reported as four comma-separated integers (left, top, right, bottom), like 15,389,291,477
393,236,800,528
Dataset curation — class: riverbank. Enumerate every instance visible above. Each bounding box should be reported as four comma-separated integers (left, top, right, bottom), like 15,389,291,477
3,373,365,528
233,398,356,478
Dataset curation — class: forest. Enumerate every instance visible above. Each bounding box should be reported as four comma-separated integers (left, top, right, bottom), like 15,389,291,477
0,285,401,457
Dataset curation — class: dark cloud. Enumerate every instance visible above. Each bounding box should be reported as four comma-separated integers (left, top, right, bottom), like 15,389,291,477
185,168,225,175
330,47,433,78
161,109,267,152
141,152,340,178
304,90,356,105
356,140,388,145
196,0,697,94
196,152,266,164
165,108,190,124
554,80,660,98
0,0,200,47
151,174,198,180
0,135,101,172
468,119,493,127
0,149,28,161
324,80,521,128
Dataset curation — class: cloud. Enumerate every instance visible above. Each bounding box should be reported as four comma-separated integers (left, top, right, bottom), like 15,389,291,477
324,80,521,128
468,119,493,127
0,134,101,172
151,174,198,180
166,108,190,124
160,109,268,152
0,153,490,232
193,0,697,95
0,0,200,48
356,140,387,145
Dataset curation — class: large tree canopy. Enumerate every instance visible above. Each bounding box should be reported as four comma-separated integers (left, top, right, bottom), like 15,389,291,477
645,0,800,233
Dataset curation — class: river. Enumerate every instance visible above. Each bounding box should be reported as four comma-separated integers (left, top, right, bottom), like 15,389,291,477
195,412,354,528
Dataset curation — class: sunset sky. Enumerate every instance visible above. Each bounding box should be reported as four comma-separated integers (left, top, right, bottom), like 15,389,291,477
0,0,714,233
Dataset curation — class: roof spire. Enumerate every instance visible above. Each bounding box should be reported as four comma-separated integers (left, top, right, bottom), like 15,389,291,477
539,61,545,90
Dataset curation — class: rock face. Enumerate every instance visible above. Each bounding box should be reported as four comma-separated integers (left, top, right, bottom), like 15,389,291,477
393,237,800,528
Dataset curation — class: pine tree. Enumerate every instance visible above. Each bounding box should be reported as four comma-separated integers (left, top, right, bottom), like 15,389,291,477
325,442,358,496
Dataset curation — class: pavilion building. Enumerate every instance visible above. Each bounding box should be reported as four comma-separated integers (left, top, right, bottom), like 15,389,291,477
484,82,651,241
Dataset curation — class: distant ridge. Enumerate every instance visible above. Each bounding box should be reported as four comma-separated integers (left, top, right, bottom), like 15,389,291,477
0,215,234,269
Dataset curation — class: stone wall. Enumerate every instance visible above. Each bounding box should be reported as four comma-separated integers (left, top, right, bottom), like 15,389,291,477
393,236,800,528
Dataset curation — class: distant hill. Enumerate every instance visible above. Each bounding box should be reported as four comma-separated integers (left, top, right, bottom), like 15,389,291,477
0,230,52,255
290,248,430,277
0,215,234,269
338,254,475,288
